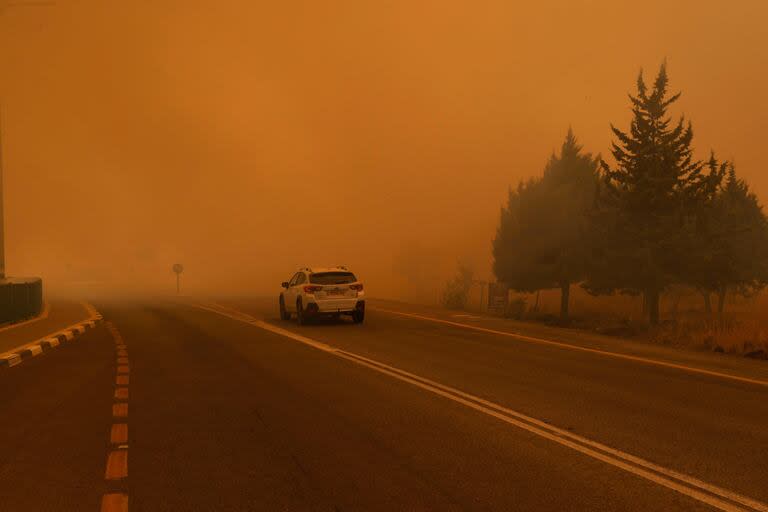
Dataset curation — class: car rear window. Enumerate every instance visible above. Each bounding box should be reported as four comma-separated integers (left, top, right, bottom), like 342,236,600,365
309,272,357,285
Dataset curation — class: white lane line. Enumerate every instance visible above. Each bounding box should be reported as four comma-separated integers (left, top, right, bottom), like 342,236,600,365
195,301,768,512
100,493,128,512
372,307,768,388
194,303,335,352
336,350,768,512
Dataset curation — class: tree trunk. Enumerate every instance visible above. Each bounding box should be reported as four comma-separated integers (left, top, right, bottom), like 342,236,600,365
702,291,712,318
645,288,660,326
559,280,570,323
717,287,727,324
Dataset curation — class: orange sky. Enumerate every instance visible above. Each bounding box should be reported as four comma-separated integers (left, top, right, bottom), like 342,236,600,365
2,1,767,298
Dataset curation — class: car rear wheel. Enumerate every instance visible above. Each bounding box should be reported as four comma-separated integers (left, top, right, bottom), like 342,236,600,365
296,299,307,325
352,308,365,324
279,296,290,321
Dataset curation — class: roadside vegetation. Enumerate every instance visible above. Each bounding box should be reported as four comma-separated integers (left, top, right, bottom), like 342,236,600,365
440,261,474,310
446,64,768,357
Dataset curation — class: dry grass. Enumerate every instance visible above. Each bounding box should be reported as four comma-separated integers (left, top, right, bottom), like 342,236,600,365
464,283,768,357
650,316,768,356
653,292,768,356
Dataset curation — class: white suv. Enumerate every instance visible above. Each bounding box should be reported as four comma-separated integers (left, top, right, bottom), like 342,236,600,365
279,267,365,324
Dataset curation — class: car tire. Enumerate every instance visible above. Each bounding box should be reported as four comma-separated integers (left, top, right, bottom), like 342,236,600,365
296,299,307,325
279,296,290,321
352,308,365,324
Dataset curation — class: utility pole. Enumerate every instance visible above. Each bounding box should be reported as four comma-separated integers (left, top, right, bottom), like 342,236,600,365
0,109,5,279
0,0,55,279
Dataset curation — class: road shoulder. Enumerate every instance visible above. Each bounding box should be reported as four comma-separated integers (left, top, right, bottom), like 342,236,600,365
370,299,768,384
0,300,103,368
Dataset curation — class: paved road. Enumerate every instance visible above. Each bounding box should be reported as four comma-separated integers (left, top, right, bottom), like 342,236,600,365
1,297,767,511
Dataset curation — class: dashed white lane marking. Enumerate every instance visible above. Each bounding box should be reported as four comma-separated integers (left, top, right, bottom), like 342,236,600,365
112,403,128,418
104,321,129,510
110,424,128,444
100,493,128,512
372,307,768,388
195,301,768,512
105,450,128,480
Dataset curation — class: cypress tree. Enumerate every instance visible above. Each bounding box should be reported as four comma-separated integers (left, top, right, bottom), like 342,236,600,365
493,128,598,322
708,165,768,318
673,153,727,316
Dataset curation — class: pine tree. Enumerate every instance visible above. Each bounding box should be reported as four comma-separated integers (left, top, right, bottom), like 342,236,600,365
493,129,598,322
585,64,705,325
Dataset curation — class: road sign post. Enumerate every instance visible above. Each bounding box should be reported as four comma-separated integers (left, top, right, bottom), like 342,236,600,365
173,263,184,294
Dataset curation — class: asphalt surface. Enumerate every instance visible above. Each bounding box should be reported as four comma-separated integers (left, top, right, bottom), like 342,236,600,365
2,297,767,511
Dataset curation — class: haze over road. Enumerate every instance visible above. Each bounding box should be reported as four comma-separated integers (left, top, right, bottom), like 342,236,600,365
5,1,768,296
2,298,767,511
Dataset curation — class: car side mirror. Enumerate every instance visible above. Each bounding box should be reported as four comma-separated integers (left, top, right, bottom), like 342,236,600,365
281,282,289,288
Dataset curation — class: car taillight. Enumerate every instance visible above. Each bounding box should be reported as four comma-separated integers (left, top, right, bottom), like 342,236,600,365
303,285,323,293
350,283,363,291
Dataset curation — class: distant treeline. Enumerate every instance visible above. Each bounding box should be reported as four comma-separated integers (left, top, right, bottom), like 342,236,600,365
492,64,768,325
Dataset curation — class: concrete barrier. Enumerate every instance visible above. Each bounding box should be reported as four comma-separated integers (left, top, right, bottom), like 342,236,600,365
0,277,43,325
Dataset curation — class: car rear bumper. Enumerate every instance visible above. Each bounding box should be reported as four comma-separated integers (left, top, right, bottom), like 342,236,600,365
308,299,364,314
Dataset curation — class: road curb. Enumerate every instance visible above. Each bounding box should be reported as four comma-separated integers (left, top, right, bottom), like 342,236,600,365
0,312,104,369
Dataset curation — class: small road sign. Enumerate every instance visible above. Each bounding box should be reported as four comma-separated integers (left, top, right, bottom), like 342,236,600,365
172,264,184,293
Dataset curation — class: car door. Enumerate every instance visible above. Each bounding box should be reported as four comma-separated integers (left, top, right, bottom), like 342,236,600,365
284,273,300,311
293,272,307,309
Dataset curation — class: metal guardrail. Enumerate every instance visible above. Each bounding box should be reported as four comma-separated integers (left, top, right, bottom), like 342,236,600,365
0,277,43,324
